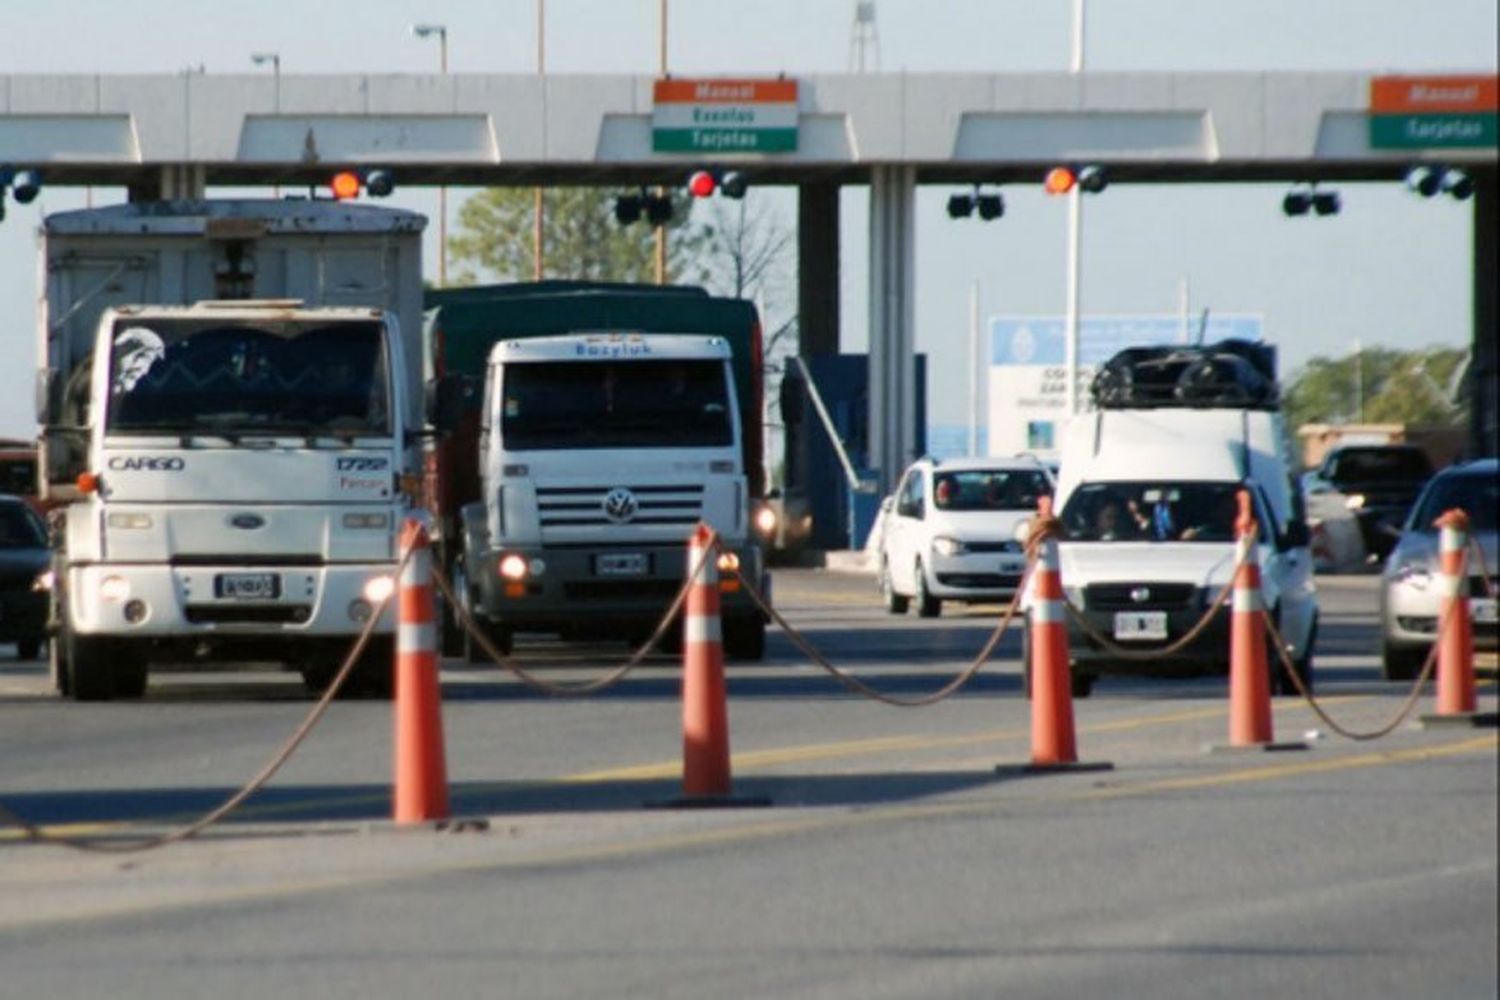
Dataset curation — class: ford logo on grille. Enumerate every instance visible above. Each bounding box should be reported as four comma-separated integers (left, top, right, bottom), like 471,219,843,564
230,513,266,530
1130,586,1151,603
602,487,639,524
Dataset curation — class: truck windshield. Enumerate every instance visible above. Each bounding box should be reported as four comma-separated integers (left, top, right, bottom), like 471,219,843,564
500,359,733,450
1061,481,1260,543
105,320,392,436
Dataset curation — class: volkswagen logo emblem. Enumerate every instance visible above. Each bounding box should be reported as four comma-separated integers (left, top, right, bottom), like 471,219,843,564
602,487,639,524
230,513,266,530
1129,586,1151,604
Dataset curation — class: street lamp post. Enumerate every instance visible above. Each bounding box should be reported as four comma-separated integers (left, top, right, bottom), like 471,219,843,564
1064,0,1086,417
412,23,449,287
535,0,545,280
654,0,668,285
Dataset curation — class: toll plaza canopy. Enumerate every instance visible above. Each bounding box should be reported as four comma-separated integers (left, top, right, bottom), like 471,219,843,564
3,70,1496,482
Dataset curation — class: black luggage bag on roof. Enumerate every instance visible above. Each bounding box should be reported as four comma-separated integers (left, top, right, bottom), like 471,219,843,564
1090,338,1279,410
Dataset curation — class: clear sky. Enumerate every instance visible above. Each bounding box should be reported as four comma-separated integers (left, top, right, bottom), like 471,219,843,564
1,0,1495,439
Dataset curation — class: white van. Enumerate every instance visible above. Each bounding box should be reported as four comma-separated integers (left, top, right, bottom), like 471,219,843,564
1047,405,1318,698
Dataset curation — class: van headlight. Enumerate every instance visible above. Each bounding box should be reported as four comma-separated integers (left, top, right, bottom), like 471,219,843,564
362,574,396,602
932,536,967,557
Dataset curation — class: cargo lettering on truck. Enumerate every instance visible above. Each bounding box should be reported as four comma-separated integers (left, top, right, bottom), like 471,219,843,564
107,456,186,472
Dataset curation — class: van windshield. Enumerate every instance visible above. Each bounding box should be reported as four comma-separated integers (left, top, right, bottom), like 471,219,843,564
105,319,392,436
1061,481,1257,543
500,359,733,450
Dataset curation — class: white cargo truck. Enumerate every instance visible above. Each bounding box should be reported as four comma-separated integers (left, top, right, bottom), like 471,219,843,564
36,200,426,700
455,332,769,659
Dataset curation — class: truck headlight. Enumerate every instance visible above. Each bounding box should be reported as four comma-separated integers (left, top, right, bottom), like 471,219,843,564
499,553,529,581
99,576,131,602
362,574,395,602
932,536,966,557
717,551,741,573
754,505,778,536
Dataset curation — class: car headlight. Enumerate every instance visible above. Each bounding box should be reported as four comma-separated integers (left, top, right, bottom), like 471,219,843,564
1393,563,1434,590
753,505,777,536
1345,493,1366,511
932,536,966,557
32,569,54,593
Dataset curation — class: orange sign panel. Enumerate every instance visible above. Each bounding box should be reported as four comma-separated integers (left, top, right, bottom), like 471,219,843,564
1370,75,1498,114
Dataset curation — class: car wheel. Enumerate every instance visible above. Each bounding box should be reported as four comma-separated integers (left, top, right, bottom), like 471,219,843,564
724,616,767,662
16,639,41,661
914,560,941,618
1070,671,1096,699
881,559,909,614
1381,642,1425,681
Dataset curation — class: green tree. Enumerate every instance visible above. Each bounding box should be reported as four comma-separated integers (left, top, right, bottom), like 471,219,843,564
447,187,713,286
1284,346,1468,429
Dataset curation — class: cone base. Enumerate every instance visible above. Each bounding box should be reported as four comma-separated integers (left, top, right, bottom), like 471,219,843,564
1203,740,1309,754
996,761,1114,777
1418,711,1499,730
645,793,774,809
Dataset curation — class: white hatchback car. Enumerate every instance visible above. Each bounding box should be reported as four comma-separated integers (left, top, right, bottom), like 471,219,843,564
877,456,1055,617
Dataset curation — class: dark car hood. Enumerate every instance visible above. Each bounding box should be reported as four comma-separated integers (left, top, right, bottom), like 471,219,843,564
0,547,50,584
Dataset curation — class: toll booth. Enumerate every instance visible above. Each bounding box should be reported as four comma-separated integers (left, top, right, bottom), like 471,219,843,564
779,353,927,552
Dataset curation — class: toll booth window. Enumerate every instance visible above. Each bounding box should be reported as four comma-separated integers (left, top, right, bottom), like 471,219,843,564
106,321,392,436
502,360,732,450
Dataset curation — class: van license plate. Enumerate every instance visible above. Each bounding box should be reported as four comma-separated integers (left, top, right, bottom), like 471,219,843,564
1114,611,1167,641
215,573,280,600
1473,598,1498,625
596,553,648,577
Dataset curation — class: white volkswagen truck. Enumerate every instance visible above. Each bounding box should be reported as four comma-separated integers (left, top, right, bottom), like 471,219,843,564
37,200,425,700
455,333,769,659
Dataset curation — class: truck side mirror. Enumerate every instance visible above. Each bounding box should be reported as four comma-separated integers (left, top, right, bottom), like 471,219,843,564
425,374,469,433
35,369,57,425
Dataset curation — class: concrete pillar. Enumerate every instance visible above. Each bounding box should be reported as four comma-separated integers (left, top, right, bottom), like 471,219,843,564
797,183,841,357
1473,171,1498,459
867,164,917,495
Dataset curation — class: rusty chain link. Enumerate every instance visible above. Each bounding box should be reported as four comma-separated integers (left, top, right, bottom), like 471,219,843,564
0,541,415,852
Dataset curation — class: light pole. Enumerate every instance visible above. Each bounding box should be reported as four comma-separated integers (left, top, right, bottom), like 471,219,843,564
535,0,545,280
1064,0,1086,417
412,23,449,287
654,0,668,284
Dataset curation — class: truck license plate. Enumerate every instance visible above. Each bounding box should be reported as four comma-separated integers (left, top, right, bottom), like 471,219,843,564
1473,597,1498,625
1114,611,1168,641
596,553,648,577
215,573,280,600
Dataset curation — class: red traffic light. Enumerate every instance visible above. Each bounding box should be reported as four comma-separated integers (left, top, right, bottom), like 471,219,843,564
329,171,362,200
688,170,718,198
1043,166,1077,196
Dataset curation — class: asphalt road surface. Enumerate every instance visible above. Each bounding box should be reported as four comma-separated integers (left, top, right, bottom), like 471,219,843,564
0,570,1495,999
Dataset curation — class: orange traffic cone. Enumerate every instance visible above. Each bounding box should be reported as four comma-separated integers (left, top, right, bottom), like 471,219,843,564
649,524,769,807
393,517,451,824
1212,490,1305,753
1422,509,1497,728
1002,497,1111,775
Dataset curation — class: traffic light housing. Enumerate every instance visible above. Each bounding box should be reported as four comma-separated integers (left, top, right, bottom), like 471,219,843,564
1044,164,1107,196
327,169,396,200
10,169,41,204
687,169,748,200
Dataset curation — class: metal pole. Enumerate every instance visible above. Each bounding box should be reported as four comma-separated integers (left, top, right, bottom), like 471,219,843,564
534,0,545,281
438,29,449,287
969,280,980,456
1070,0,1086,73
654,0,668,285
1064,189,1081,416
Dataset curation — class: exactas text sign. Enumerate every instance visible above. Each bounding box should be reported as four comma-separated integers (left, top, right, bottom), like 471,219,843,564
652,78,798,153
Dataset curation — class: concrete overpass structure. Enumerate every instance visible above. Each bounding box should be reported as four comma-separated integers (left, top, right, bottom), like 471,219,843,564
2,70,1495,482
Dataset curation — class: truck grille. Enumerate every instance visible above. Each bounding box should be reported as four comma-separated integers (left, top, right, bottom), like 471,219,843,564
537,485,705,529
184,605,313,625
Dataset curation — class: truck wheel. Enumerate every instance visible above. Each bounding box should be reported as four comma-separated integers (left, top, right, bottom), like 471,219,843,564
49,635,71,696
881,560,909,614
724,616,766,662
441,560,469,658
353,636,396,699
17,640,41,661
914,560,941,618
113,647,149,699
67,632,116,702
1381,642,1425,681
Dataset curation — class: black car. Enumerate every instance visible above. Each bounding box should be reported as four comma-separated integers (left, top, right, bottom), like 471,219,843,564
1303,445,1434,562
0,495,49,660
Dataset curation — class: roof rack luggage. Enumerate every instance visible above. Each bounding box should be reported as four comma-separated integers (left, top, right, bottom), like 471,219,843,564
1090,338,1279,411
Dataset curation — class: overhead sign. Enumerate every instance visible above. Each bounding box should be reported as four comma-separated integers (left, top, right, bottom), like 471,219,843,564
986,314,1264,456
1368,75,1498,149
652,78,798,153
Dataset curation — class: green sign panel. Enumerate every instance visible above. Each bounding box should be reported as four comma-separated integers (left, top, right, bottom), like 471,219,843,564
1370,112,1498,149
652,128,798,153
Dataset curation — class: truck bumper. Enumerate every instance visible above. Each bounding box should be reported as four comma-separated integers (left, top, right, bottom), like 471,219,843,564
471,541,767,635
64,562,397,640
